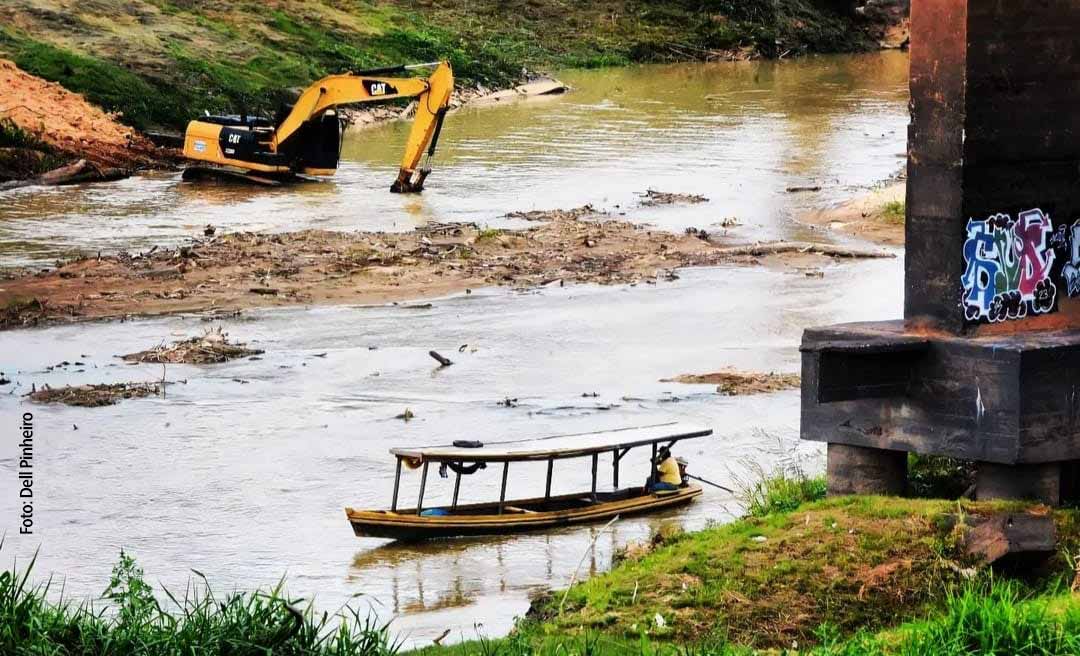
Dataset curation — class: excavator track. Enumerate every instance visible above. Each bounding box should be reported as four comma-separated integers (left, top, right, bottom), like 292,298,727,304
181,166,285,186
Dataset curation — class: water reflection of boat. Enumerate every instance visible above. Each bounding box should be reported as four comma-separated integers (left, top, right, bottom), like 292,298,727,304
350,534,515,570
348,528,610,615
345,423,711,540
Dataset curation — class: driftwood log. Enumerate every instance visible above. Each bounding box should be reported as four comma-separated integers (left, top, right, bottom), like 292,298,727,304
429,350,453,367
0,159,128,191
713,241,894,259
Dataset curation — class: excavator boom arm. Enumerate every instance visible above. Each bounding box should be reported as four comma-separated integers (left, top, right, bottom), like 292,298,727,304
272,61,454,192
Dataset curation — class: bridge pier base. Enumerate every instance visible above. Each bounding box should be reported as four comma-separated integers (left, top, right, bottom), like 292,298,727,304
976,463,1061,506
826,444,907,496
801,0,1080,505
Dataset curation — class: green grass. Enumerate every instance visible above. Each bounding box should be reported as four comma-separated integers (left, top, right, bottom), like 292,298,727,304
11,501,1080,656
739,466,827,516
3,549,402,655
507,494,1080,649
876,580,1080,656
409,506,1080,655
741,454,979,505
0,118,48,150
0,119,68,179
408,585,1080,656
411,0,875,66
881,201,906,225
475,227,504,243
409,545,1080,656
409,631,751,655
542,496,966,647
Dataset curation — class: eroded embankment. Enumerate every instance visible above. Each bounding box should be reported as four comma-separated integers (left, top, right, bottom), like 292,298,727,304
0,59,169,182
0,205,891,329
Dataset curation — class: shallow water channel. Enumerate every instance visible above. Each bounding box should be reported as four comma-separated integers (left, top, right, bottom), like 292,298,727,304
1,52,908,645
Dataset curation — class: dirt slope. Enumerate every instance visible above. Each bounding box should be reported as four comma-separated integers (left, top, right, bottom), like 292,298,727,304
0,59,160,170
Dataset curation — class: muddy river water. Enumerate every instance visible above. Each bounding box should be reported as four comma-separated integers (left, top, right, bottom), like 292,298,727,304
1,52,907,645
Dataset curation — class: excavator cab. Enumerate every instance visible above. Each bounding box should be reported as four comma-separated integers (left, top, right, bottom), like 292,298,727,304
181,61,453,191
280,111,343,176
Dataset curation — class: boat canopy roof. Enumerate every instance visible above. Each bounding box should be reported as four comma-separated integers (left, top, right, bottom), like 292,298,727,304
389,422,711,463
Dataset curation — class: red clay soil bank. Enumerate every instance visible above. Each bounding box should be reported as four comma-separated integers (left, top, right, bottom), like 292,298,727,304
0,59,161,170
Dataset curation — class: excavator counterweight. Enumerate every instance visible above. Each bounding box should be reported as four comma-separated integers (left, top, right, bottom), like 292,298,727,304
180,61,454,192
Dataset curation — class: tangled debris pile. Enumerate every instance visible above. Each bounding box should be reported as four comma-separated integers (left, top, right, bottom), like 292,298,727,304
28,382,160,407
0,204,891,328
121,328,262,364
662,369,801,395
1,297,50,328
639,189,709,206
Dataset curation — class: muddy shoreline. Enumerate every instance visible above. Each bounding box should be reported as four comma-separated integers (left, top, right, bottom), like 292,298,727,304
798,178,906,246
0,203,891,330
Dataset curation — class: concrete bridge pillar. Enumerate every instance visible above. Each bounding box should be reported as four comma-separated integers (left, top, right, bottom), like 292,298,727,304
801,0,1080,503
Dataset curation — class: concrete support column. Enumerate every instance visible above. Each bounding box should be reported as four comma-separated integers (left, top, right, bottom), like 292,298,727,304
977,462,1061,505
1061,460,1080,505
801,2,1080,507
826,444,907,496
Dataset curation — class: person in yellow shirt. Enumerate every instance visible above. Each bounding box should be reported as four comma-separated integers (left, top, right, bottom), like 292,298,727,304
646,446,684,492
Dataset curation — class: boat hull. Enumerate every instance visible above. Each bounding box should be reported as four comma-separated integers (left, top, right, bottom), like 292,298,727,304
345,486,702,540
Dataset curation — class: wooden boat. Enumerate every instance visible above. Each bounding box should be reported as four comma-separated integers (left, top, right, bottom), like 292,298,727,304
346,422,712,541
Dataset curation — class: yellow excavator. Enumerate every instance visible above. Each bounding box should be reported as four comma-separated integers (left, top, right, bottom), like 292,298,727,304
181,61,454,192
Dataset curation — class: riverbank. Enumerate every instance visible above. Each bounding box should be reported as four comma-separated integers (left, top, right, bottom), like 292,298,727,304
413,494,1080,654
0,1,906,134
799,179,906,246
12,490,1079,655
0,203,890,329
0,59,171,184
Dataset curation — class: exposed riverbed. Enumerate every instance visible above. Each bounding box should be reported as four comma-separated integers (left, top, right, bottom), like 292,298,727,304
0,52,908,647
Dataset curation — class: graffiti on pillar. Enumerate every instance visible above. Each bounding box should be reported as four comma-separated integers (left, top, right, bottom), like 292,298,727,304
961,209,1057,323
1058,221,1080,298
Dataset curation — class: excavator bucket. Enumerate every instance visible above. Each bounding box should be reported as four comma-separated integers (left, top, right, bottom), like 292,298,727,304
391,62,454,193
391,168,432,194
